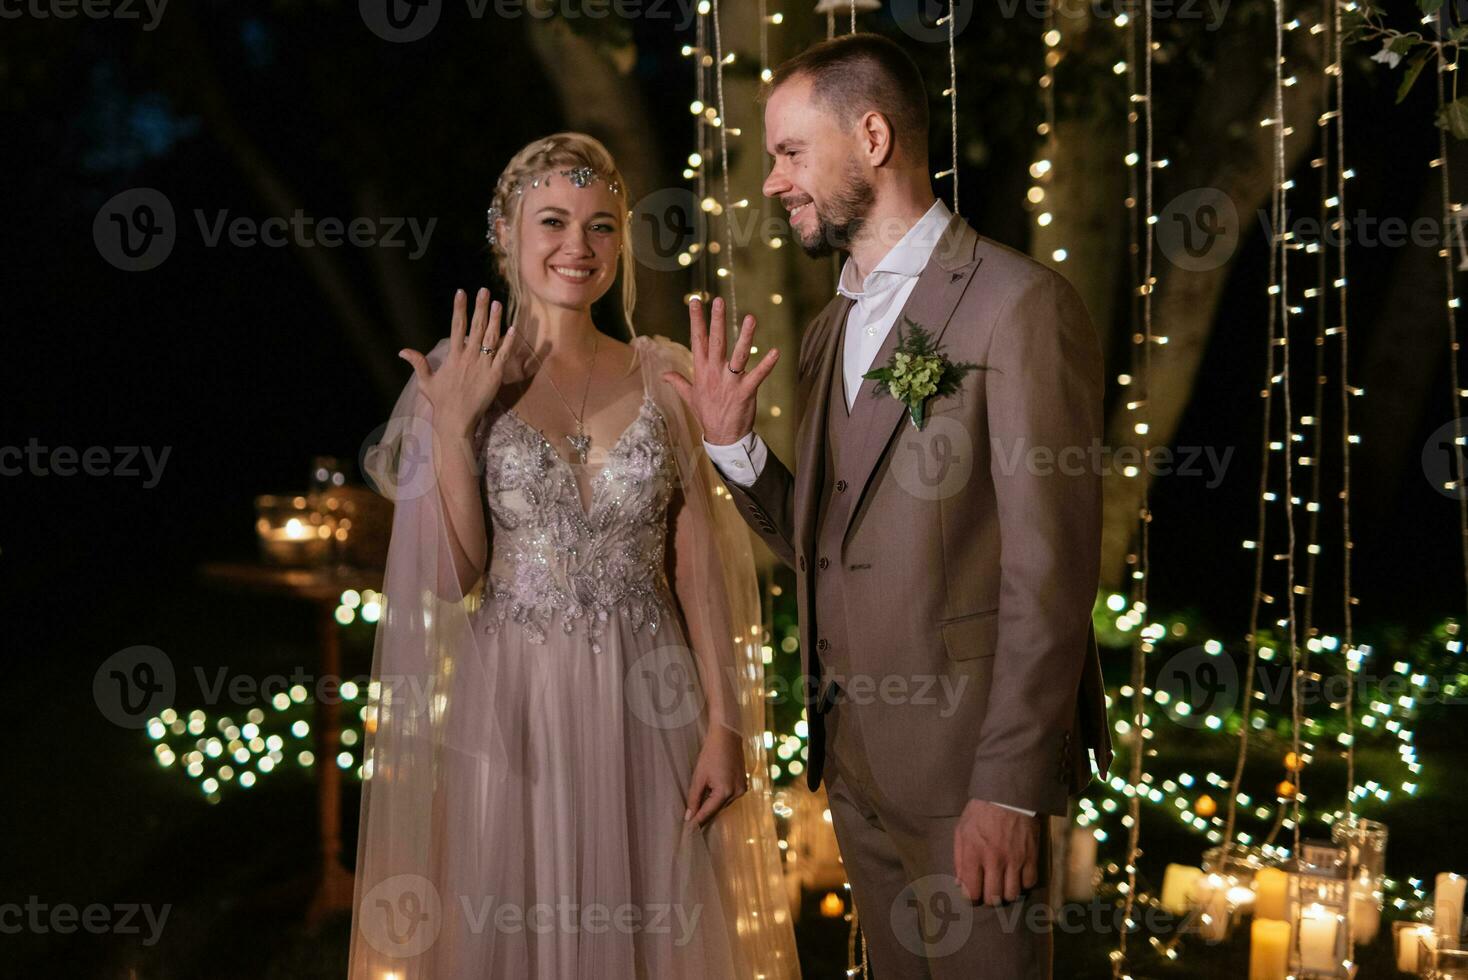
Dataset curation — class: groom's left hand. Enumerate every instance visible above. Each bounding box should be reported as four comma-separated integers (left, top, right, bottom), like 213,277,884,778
953,799,1041,906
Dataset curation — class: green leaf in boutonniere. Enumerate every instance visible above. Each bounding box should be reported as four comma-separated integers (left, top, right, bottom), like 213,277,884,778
861,317,985,431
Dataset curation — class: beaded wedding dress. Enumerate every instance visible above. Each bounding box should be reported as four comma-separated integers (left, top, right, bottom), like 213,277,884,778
348,333,798,979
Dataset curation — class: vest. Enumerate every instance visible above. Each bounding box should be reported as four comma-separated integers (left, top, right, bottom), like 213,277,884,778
812,305,864,690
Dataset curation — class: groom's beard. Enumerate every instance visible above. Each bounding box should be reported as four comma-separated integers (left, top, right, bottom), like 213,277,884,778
796,161,876,258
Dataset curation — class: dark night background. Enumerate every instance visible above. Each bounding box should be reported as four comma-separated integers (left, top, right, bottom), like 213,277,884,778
3,0,1466,976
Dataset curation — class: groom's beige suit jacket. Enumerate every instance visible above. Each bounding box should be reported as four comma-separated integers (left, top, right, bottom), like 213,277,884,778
719,213,1113,817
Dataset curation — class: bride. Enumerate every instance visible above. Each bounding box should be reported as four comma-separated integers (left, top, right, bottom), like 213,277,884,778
347,132,799,978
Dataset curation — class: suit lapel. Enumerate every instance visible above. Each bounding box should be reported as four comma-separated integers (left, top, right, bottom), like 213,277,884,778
794,295,851,563
839,215,982,549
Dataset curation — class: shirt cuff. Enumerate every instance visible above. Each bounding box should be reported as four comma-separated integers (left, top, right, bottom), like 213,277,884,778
991,801,1038,818
702,431,767,487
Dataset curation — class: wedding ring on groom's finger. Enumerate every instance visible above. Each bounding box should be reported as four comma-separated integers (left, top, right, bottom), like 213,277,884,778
727,361,743,374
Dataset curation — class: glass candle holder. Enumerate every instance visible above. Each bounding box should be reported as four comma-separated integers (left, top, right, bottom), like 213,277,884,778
1287,842,1351,979
255,493,333,566
1331,816,1388,880
1394,920,1436,974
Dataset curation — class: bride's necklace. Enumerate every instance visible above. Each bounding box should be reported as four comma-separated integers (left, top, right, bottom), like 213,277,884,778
519,330,600,465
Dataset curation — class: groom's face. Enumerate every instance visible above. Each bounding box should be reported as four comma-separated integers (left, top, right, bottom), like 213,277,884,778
762,76,875,258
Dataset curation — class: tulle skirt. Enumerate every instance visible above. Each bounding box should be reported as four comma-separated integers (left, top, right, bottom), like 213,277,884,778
424,601,781,979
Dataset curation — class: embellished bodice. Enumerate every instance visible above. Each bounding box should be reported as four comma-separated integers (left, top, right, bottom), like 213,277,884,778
477,392,678,652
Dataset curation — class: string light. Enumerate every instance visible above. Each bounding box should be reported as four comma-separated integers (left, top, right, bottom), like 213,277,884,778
1112,0,1155,972
1435,6,1468,618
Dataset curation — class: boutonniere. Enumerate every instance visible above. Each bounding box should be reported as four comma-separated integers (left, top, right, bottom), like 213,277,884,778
862,317,983,430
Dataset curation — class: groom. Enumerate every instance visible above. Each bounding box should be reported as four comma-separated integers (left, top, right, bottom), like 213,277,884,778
666,33,1112,979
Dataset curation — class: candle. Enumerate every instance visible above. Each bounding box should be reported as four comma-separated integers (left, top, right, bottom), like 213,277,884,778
1160,864,1205,915
1194,874,1232,942
819,891,844,918
1297,903,1339,973
1249,917,1291,980
1228,884,1258,916
1063,825,1098,901
1349,873,1381,945
1437,872,1466,944
1253,867,1290,922
1395,922,1436,973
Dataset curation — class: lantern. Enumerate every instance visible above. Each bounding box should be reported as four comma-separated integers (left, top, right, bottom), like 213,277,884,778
1286,841,1352,979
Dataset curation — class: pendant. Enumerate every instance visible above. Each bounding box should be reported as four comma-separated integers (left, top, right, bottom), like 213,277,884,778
567,429,591,465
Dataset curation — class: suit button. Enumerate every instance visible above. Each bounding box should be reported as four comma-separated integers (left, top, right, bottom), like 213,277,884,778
818,556,830,570
835,479,848,492
817,638,829,651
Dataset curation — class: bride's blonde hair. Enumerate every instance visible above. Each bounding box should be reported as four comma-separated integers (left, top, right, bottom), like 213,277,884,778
487,132,637,336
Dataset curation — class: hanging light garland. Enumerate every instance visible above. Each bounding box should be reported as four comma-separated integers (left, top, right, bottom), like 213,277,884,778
1033,2,1062,261
1433,5,1468,619
1111,0,1157,974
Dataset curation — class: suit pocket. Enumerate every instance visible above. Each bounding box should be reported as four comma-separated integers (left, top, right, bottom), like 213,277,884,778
939,608,999,661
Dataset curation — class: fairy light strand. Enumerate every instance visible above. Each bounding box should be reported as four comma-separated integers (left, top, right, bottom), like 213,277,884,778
1112,1,1154,974
1437,8,1468,622
712,0,738,325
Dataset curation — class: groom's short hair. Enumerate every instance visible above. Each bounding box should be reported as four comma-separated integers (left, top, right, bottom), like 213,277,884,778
765,33,929,162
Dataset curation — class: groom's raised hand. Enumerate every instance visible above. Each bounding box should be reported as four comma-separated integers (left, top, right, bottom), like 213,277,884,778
662,296,780,445
953,799,1042,906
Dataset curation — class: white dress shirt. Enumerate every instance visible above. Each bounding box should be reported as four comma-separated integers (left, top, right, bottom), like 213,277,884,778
699,200,1037,819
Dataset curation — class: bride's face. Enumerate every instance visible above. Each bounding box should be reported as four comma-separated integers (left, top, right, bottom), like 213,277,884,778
514,177,622,313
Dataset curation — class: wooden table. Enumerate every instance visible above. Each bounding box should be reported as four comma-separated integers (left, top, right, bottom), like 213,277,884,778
199,560,383,928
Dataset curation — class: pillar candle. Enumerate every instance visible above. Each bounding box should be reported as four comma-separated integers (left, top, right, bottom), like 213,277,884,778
1194,874,1231,942
1349,874,1381,945
1254,867,1290,922
1063,825,1098,902
1160,864,1204,915
1395,922,1436,973
1249,918,1291,980
1297,904,1339,973
1437,872,1466,944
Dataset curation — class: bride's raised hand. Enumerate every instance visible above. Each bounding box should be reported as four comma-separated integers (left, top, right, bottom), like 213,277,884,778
399,287,515,438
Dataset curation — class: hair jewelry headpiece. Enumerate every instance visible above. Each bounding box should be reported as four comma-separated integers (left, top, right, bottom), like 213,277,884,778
486,167,622,246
